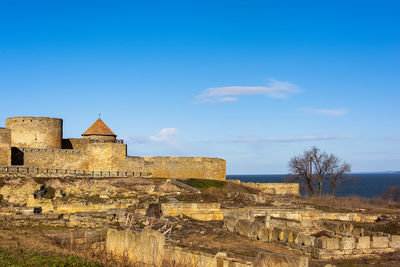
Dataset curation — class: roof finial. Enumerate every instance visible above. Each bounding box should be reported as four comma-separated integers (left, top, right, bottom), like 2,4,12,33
98,113,101,119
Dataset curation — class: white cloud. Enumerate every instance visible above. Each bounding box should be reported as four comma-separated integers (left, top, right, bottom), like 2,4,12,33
302,108,348,117
125,128,180,147
232,135,356,143
148,128,178,142
195,79,300,103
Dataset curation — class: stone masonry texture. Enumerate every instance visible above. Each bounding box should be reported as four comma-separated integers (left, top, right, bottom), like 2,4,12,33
1,116,226,181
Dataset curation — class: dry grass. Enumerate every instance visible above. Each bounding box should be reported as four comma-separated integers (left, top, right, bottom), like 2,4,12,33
0,227,131,267
203,187,227,199
303,195,400,213
311,251,400,267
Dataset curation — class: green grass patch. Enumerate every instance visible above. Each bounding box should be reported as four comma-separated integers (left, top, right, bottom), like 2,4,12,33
185,178,226,191
0,247,101,266
110,195,137,200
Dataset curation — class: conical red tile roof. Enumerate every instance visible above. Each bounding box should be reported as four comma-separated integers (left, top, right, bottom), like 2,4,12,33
82,118,116,136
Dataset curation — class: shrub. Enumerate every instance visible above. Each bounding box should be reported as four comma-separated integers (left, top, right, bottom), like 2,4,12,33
42,187,55,199
381,185,400,202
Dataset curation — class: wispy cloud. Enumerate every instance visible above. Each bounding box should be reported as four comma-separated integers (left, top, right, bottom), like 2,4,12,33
125,128,181,147
232,135,356,143
195,79,300,103
302,108,348,117
385,136,400,141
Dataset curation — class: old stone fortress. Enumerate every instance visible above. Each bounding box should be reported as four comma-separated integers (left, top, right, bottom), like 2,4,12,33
0,116,226,180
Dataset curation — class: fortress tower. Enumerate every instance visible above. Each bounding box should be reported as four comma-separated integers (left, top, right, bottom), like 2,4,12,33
5,117,63,149
81,118,117,143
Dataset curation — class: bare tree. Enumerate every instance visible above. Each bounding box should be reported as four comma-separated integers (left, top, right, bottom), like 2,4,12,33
288,146,351,197
288,150,315,196
327,162,351,196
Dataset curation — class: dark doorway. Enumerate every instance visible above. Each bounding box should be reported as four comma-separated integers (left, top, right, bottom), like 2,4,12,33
11,147,24,165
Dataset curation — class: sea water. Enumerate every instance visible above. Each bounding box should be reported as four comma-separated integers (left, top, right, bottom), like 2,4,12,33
227,173,400,198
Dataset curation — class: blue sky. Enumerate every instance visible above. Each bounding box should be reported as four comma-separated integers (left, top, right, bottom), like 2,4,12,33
0,0,399,174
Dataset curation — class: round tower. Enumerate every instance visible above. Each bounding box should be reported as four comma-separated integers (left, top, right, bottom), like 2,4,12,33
5,117,63,149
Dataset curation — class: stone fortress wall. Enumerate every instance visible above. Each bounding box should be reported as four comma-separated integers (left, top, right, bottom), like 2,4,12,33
0,128,11,166
0,116,226,181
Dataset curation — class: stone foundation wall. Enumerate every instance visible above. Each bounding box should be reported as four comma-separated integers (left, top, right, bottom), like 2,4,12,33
230,180,300,195
312,235,399,259
223,210,398,260
161,202,223,221
163,246,253,267
224,208,378,225
45,229,107,251
106,229,308,267
107,229,165,266
0,211,121,229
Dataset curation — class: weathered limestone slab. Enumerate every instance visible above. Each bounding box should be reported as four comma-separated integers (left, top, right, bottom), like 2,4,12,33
55,203,130,214
371,236,389,248
271,227,282,241
340,237,355,250
356,236,371,249
224,216,238,232
230,181,300,195
46,229,106,251
236,219,253,238
163,246,253,267
255,251,308,267
390,235,400,248
326,238,340,250
106,229,165,266
250,220,265,239
161,202,222,221
314,238,327,249
314,237,340,250
296,233,315,247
